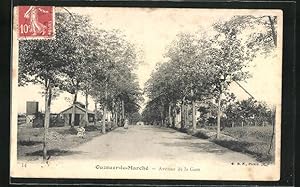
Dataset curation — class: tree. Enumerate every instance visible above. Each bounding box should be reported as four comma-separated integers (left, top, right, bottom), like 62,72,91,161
18,12,80,160
208,20,255,138
143,14,278,140
145,32,217,130
215,15,278,57
89,29,142,132
57,13,99,128
19,10,142,159
223,98,275,127
128,112,142,125
142,99,164,125
211,15,278,138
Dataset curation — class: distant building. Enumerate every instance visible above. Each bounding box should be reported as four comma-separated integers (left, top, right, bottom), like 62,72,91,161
26,101,39,115
26,101,39,124
59,102,95,126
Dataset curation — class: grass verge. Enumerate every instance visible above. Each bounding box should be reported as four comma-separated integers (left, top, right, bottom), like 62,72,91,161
180,126,275,163
17,123,117,161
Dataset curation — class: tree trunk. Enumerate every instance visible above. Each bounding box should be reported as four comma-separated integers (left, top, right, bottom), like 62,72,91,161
180,102,184,129
102,83,108,134
176,106,182,128
172,106,176,128
116,102,118,126
43,83,52,161
268,16,277,47
198,111,201,127
94,102,97,125
168,104,172,127
84,91,89,127
216,92,222,139
268,108,276,154
111,100,115,127
121,99,125,122
102,104,107,133
71,90,78,128
185,104,188,127
115,109,118,126
192,100,196,130
122,100,125,119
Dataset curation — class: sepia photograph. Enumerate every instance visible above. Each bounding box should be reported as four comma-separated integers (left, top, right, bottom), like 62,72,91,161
11,6,282,180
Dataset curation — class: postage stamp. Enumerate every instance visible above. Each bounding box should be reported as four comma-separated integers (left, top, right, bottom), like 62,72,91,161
18,6,54,39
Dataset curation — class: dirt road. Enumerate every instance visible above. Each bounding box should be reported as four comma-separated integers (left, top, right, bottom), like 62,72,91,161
53,125,256,163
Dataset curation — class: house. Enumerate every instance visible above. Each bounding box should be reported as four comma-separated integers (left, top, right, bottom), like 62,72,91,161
59,102,95,126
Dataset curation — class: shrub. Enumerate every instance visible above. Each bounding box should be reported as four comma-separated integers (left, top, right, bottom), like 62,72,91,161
85,125,101,132
59,127,78,135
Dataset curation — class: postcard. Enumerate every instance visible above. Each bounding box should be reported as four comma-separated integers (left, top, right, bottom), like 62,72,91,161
11,6,282,180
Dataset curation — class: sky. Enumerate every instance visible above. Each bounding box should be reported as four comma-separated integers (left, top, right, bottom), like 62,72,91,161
15,7,282,113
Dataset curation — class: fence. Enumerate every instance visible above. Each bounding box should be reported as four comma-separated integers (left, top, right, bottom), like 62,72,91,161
18,115,27,125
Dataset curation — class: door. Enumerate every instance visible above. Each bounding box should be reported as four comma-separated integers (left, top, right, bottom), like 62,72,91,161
69,114,72,126
75,114,80,126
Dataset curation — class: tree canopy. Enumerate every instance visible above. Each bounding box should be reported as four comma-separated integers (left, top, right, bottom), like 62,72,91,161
142,15,278,136
18,11,143,159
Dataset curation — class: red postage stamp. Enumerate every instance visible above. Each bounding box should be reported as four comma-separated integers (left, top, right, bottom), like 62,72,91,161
18,6,54,39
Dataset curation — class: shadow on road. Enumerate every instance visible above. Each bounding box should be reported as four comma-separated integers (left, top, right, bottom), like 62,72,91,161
139,126,179,133
110,128,128,134
26,149,84,157
165,136,195,140
18,140,43,146
159,141,227,155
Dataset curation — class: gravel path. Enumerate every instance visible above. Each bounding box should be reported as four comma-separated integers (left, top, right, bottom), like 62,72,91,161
53,125,256,163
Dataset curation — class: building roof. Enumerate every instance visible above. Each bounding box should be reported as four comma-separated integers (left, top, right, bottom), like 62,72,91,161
59,104,95,115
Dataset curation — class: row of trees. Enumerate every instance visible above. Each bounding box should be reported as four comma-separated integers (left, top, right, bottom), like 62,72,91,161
142,15,277,138
19,12,143,159
198,97,276,128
